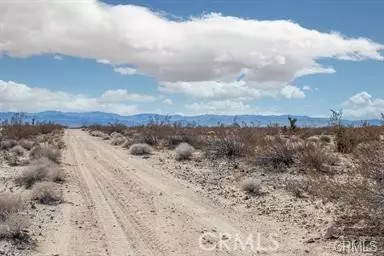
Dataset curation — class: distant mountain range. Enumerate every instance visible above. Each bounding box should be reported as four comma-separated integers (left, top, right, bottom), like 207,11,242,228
0,111,381,127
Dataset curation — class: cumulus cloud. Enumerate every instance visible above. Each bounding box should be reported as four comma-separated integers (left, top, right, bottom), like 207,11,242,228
302,85,312,91
280,85,306,99
343,91,384,119
96,59,111,65
160,80,261,100
162,98,173,105
185,100,252,115
0,0,382,102
53,55,63,60
113,67,139,76
0,80,157,115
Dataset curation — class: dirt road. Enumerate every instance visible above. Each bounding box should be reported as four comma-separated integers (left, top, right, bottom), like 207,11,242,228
35,129,334,256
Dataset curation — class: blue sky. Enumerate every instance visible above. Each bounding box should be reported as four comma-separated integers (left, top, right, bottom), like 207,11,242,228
0,0,383,119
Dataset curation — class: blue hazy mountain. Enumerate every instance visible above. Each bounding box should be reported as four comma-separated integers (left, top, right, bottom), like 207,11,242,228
0,111,381,127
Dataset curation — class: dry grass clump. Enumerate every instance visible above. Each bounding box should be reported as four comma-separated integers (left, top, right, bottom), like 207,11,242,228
10,145,27,157
18,139,35,150
241,178,262,195
0,139,18,150
206,135,248,159
129,143,153,155
284,179,309,198
255,137,296,171
111,135,126,146
31,182,63,205
0,193,28,239
175,143,194,161
29,144,61,163
15,158,64,188
0,193,23,220
298,142,337,174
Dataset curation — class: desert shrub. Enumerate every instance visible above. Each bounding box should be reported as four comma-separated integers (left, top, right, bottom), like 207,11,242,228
284,179,309,198
0,193,27,240
298,142,337,174
15,158,62,188
255,137,296,171
319,135,331,143
29,144,61,163
4,152,19,166
18,139,35,150
111,136,126,146
0,213,29,239
207,135,248,159
241,178,262,195
355,141,384,183
175,143,194,161
129,143,153,155
31,182,63,205
165,135,192,149
10,145,27,157
0,193,23,220
0,140,18,150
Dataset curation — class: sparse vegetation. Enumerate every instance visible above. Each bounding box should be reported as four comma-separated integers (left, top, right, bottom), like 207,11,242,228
241,178,262,195
129,143,153,155
29,144,61,163
175,142,194,161
31,182,63,205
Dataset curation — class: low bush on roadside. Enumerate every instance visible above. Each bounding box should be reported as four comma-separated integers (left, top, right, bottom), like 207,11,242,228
298,142,337,174
29,144,61,163
18,139,35,150
0,140,18,150
175,143,195,161
15,158,63,188
111,136,126,146
0,193,23,220
255,137,296,171
241,178,262,195
10,145,27,157
31,182,63,205
129,143,153,155
284,179,309,198
206,135,248,159
0,193,28,240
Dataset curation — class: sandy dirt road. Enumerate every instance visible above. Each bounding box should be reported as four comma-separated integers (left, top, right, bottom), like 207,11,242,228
35,129,334,256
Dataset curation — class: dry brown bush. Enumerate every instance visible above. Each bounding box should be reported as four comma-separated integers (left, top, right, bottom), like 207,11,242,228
31,182,63,205
15,158,63,188
0,139,18,150
298,142,338,174
10,145,27,157
18,139,35,150
175,143,194,161
241,178,262,195
0,213,29,239
29,144,61,163
129,143,153,155
255,137,296,171
0,193,23,220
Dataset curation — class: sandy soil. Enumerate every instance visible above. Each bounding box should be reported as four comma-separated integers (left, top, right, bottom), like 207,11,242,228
34,129,339,256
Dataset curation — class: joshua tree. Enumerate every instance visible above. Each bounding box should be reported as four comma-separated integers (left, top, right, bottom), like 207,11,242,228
288,116,297,131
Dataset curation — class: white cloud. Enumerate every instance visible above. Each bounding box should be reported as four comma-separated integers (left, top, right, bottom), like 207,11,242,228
113,67,138,76
96,59,111,65
185,100,252,115
0,80,157,115
0,1,382,102
280,85,306,99
302,85,312,91
53,55,63,60
162,98,173,105
160,80,261,100
343,91,384,119
100,89,156,102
